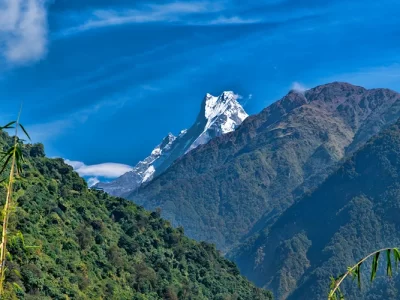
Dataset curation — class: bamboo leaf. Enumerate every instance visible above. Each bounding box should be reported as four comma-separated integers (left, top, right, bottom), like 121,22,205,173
13,269,21,279
0,148,13,162
371,251,380,282
387,249,392,277
12,282,23,292
18,124,30,140
0,154,12,175
393,248,400,270
16,162,22,176
25,245,40,249
0,121,16,130
329,276,335,288
15,149,23,175
338,286,344,300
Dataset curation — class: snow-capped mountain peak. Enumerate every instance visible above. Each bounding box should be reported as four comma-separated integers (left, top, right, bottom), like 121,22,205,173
204,91,238,119
188,91,248,151
96,91,248,197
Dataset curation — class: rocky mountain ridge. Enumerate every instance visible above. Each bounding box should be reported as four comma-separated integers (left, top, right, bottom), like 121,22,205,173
130,82,400,252
96,91,248,197
231,118,400,299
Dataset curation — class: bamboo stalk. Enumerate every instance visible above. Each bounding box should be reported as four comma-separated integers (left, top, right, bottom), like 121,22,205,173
328,247,399,300
0,110,21,297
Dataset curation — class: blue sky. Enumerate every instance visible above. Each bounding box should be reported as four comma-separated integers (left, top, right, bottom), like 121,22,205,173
0,0,400,181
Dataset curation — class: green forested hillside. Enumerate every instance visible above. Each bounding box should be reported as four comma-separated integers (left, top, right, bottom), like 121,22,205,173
131,83,400,252
230,118,400,299
0,131,271,300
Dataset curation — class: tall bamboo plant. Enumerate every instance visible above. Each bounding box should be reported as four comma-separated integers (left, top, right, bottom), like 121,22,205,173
328,247,400,300
0,113,30,297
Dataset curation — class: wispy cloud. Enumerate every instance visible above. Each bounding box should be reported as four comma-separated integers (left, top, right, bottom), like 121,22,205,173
140,84,159,92
196,16,260,25
64,159,132,178
323,64,400,89
61,1,224,36
233,93,243,100
28,119,74,143
291,81,308,93
28,97,127,143
239,93,253,107
58,1,262,36
0,0,49,64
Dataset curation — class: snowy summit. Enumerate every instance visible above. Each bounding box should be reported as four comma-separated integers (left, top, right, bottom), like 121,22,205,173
188,91,248,152
96,91,248,197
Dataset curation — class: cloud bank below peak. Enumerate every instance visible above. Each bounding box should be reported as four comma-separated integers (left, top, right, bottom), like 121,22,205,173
64,159,132,178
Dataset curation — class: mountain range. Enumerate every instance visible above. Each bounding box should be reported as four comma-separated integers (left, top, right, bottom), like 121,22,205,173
129,82,400,253
96,91,248,197
66,81,400,299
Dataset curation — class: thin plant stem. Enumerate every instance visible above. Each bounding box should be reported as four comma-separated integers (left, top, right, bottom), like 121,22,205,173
328,247,397,300
0,108,22,296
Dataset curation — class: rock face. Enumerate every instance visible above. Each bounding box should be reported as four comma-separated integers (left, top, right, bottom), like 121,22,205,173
130,82,400,252
96,91,248,197
231,119,400,300
95,133,178,197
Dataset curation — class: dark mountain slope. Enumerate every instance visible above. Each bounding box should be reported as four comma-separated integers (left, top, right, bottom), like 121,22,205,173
96,91,248,197
0,131,271,300
130,82,400,251
231,119,400,300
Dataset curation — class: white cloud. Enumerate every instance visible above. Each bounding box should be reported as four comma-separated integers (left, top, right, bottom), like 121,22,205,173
64,159,133,178
198,16,260,25
233,93,243,100
87,177,100,187
147,2,219,15
291,81,308,93
59,1,259,36
61,1,223,35
238,93,253,107
0,0,48,64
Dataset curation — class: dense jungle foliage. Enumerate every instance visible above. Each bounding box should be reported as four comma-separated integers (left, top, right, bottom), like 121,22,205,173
231,118,400,299
0,131,272,300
